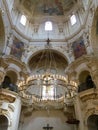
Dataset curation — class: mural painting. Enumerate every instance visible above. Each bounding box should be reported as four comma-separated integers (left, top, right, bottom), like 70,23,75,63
10,38,24,59
23,0,64,15
23,0,75,16
39,0,64,15
96,20,98,34
72,38,87,59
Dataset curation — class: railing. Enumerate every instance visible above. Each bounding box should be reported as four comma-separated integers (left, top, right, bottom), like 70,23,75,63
78,82,96,93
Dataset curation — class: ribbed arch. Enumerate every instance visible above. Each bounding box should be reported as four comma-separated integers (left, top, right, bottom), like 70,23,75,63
0,12,5,54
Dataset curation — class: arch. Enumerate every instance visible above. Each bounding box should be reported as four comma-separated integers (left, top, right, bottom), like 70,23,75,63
79,70,90,83
28,49,68,65
90,7,98,54
78,70,95,92
0,113,11,126
5,64,20,84
27,49,68,74
0,12,5,54
1,72,18,92
70,59,91,83
76,65,90,80
87,114,98,130
25,47,70,64
0,115,8,130
6,70,18,84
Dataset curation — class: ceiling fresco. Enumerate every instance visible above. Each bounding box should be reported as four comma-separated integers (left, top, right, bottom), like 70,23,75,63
22,0,76,16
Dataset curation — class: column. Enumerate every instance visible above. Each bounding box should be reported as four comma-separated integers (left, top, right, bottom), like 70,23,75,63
0,67,6,83
91,70,98,89
8,94,21,130
74,96,85,130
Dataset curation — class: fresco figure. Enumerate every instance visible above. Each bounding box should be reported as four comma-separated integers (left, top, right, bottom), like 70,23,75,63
10,38,24,59
39,0,64,15
72,38,87,59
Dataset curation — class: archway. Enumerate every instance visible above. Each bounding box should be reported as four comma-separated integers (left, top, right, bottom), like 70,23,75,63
0,115,8,130
87,114,98,130
91,7,98,55
78,70,95,92
1,74,18,92
6,70,18,84
28,49,68,75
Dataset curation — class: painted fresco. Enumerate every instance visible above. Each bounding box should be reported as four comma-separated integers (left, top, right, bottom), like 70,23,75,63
72,38,87,59
10,38,24,59
96,20,98,34
39,0,64,15
23,0,75,16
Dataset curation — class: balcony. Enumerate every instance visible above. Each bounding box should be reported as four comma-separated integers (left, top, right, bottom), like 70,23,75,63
0,89,18,103
78,88,97,102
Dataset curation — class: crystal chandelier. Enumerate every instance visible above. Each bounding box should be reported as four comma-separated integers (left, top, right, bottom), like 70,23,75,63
18,39,78,105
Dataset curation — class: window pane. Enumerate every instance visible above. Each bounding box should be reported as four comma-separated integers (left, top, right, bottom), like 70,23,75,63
45,21,52,31
42,85,54,100
70,15,76,25
20,15,27,26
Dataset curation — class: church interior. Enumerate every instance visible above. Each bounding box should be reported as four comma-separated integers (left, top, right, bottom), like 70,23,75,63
0,0,98,130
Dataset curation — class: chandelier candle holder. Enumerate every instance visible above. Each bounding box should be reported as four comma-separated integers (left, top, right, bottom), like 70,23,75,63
18,74,78,104
18,38,78,107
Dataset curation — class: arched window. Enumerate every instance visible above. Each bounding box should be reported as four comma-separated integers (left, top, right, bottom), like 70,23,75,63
0,115,8,130
42,85,54,100
70,14,76,25
20,15,27,26
45,21,52,31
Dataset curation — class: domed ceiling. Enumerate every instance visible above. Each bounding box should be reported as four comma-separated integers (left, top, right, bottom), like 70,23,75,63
16,0,78,18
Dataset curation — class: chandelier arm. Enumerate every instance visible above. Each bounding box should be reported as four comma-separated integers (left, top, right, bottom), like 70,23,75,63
44,49,48,72
34,49,46,73
18,37,78,102
50,49,58,73
49,48,52,72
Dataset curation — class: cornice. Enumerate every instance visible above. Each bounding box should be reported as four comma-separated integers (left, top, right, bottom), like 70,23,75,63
2,55,26,70
67,53,98,69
